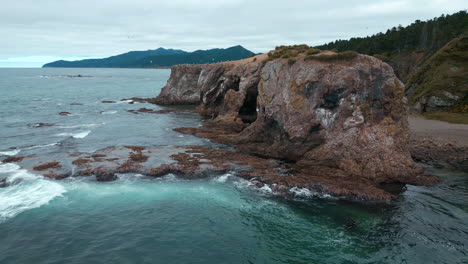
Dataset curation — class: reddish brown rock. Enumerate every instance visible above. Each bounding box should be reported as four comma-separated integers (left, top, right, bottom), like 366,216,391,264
152,51,439,199
129,152,149,163
93,166,117,181
127,108,188,114
147,164,184,177
116,160,143,173
2,156,25,163
124,146,146,152
43,172,71,179
91,154,107,162
72,157,93,167
409,137,468,171
33,161,62,171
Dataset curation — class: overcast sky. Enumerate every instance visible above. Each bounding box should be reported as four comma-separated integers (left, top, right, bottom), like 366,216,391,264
0,0,465,67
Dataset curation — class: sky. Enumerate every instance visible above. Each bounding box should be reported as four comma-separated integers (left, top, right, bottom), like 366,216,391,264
1,0,466,67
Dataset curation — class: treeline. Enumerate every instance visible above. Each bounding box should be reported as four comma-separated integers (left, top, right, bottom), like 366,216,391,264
316,10,468,55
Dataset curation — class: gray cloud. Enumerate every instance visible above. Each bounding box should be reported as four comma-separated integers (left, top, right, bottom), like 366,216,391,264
1,0,466,67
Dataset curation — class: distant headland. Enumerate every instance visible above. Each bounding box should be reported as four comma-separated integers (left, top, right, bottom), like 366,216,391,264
42,45,255,68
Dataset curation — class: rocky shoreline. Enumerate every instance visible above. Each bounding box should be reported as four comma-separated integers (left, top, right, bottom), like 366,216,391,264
3,48,465,202
153,48,446,199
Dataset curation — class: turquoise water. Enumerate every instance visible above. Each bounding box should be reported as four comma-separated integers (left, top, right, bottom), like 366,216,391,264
0,68,467,263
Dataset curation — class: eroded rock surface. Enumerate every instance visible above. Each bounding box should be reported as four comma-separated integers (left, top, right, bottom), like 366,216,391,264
153,51,439,199
9,144,415,200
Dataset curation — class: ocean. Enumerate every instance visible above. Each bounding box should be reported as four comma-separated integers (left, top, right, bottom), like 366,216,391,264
0,68,467,264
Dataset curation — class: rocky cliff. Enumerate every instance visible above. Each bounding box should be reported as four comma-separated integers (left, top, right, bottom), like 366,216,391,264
154,47,438,200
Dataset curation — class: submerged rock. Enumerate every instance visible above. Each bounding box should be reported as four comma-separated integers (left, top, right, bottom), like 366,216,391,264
0,178,7,188
29,123,55,128
152,50,439,199
2,156,25,163
33,161,62,171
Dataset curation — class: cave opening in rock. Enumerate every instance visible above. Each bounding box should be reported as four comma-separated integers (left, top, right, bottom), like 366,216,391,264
238,85,258,123
321,90,343,109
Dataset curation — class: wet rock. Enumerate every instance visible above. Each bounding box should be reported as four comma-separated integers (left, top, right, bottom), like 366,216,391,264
124,146,146,152
33,161,62,171
409,137,468,172
93,167,117,181
148,164,184,177
70,103,83,106
0,178,7,188
120,97,153,103
91,154,106,162
43,172,71,179
116,160,143,173
129,152,149,163
127,108,191,114
29,123,55,128
59,112,71,116
16,144,411,201
72,157,92,166
2,156,25,163
101,100,116,103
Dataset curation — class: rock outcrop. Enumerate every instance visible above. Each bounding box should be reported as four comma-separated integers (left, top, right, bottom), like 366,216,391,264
153,48,439,200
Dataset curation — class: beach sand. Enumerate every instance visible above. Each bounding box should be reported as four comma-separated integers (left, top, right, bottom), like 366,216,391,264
409,116,468,146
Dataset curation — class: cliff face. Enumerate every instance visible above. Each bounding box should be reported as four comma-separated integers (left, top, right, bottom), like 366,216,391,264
406,36,468,113
155,51,432,196
155,65,203,104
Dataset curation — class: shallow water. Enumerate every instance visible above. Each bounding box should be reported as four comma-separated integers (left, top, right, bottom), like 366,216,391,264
0,68,467,264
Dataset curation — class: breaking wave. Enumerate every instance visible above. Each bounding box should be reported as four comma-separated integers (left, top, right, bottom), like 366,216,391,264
0,149,21,156
56,130,91,139
0,163,66,222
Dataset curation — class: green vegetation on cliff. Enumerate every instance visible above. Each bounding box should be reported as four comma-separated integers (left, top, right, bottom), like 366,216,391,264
264,45,357,64
315,10,467,123
406,36,468,113
316,11,468,56
317,11,468,83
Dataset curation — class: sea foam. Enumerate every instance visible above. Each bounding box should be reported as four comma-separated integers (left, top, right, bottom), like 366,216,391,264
101,110,117,115
0,149,21,156
56,130,91,139
0,163,66,222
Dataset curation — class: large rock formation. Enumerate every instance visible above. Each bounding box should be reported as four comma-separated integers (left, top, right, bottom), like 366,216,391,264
155,49,438,199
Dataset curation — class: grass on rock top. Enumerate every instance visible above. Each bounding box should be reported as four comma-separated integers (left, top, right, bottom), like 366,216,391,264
263,44,358,64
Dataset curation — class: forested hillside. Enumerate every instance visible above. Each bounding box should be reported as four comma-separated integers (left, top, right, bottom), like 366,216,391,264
317,11,467,57
316,11,467,121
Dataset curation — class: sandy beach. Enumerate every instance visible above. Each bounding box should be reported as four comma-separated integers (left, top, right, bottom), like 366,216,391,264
409,116,468,146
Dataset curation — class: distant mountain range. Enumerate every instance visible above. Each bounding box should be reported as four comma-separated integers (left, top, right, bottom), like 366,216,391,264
42,45,254,68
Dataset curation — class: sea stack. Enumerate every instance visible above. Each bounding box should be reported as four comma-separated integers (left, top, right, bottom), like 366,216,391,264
154,46,438,200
